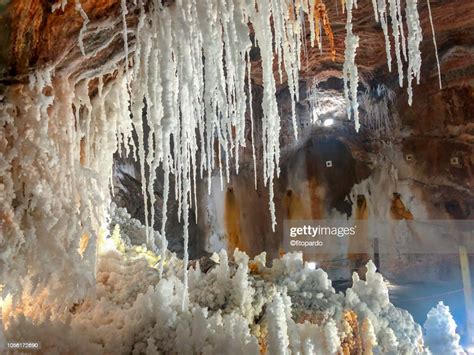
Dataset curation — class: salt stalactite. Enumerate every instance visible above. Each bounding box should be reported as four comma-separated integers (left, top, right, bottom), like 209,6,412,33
360,85,397,133
388,0,405,87
120,0,129,81
396,0,407,61
249,0,281,231
75,0,89,56
426,0,443,89
342,0,360,131
371,0,379,22
52,0,68,12
370,0,423,104
247,59,258,189
307,0,317,47
129,0,153,250
308,84,319,124
376,0,392,72
406,0,423,106
271,0,298,140
0,65,133,304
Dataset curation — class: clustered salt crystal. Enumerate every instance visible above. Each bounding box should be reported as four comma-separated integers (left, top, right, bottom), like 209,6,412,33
424,302,466,355
2,215,461,353
1,204,464,353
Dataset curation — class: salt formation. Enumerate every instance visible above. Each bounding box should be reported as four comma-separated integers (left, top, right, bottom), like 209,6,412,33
1,0,428,296
405,0,423,106
426,0,443,90
360,85,398,134
370,0,424,105
424,302,466,355
1,70,130,301
75,0,89,56
52,0,68,12
0,209,440,354
342,0,360,131
0,0,437,352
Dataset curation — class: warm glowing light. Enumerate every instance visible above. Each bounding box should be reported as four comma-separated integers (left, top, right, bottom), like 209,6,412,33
0,293,13,330
97,228,116,255
323,118,334,127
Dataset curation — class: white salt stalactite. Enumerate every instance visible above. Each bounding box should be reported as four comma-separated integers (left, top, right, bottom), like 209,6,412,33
250,0,281,231
406,0,423,106
120,0,130,82
376,0,392,73
129,42,152,251
426,0,443,90
271,0,299,141
388,0,405,87
75,0,89,56
396,0,407,61
372,0,423,104
371,0,379,22
308,0,316,47
247,58,258,190
343,0,361,131
52,0,68,12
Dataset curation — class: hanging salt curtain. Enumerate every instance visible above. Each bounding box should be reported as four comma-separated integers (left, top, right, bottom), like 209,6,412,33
113,0,425,308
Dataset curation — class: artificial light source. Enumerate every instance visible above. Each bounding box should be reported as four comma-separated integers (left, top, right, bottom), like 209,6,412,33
323,118,334,127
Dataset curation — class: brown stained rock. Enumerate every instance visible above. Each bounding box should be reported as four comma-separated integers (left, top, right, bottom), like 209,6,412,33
3,0,145,82
401,136,473,191
390,192,414,220
2,0,472,86
225,186,245,255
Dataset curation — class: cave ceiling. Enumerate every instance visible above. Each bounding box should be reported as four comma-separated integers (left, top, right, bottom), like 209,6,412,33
1,0,472,88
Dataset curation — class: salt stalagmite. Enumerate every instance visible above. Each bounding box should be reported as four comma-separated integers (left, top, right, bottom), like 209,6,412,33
424,302,466,355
